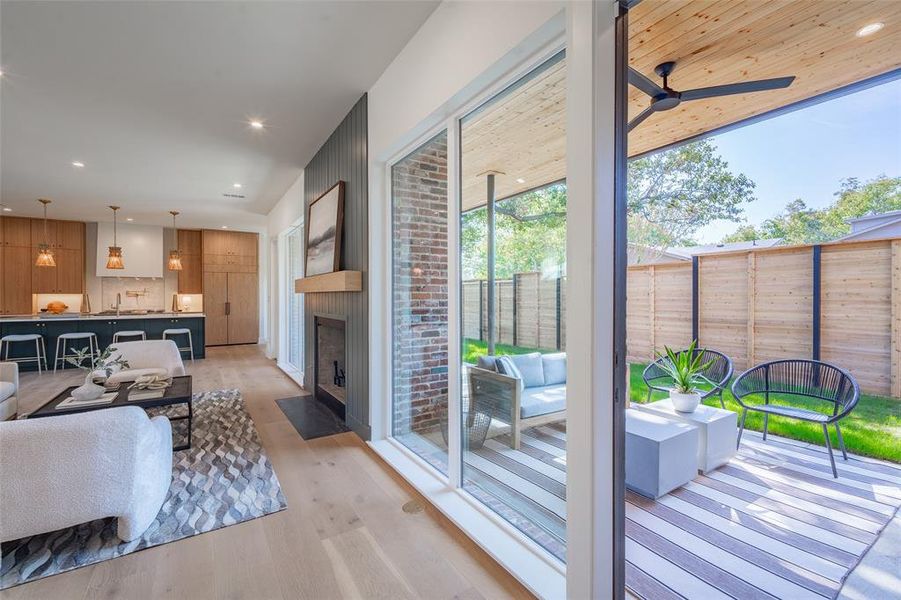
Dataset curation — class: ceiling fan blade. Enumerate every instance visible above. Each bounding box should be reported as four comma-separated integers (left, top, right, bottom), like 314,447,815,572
680,76,795,101
629,67,666,97
628,106,656,132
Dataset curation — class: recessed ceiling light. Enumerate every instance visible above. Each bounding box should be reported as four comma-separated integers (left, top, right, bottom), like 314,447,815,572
856,22,885,37
249,120,264,130
233,182,242,189
2,207,11,212
516,177,526,184
221,225,229,229
126,217,134,222
0,70,4,78
72,161,85,168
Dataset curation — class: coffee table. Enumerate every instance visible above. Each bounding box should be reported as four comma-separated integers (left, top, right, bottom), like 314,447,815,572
635,398,736,473
27,376,193,451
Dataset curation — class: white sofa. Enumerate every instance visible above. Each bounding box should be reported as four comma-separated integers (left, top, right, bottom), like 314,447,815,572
0,406,172,543
96,339,186,385
0,362,18,421
469,352,567,449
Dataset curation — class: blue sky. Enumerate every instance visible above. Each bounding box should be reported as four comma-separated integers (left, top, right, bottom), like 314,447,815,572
695,78,901,243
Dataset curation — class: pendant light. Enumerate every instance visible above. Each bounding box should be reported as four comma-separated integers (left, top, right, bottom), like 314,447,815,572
106,205,124,269
35,199,56,267
167,210,183,271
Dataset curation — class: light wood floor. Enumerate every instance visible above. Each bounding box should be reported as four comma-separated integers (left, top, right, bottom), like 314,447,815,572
5,345,532,600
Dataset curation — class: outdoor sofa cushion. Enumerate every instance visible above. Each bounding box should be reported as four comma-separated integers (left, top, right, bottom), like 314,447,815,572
509,353,546,387
542,353,566,385
477,355,498,372
521,384,567,418
496,356,525,393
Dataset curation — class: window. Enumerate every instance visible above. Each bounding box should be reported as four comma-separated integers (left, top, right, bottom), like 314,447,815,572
391,131,450,472
285,224,304,374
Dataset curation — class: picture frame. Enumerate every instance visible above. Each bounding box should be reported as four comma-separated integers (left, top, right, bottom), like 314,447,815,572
304,181,345,276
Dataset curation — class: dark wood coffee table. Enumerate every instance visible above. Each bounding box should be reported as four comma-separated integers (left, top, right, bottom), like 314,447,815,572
27,376,194,450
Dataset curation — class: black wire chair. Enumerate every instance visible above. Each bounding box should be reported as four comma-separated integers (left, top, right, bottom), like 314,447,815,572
642,348,733,409
731,359,860,478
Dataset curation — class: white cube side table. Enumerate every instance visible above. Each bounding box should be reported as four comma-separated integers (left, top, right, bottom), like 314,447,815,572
635,399,737,473
625,409,699,499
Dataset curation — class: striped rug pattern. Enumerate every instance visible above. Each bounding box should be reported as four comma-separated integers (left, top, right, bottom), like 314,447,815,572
465,422,901,599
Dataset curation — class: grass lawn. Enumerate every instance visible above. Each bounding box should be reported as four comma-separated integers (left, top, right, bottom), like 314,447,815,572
629,363,901,464
464,339,900,463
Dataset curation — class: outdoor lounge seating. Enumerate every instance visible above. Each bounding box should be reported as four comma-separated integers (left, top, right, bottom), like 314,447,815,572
732,359,860,478
469,352,566,449
642,347,733,408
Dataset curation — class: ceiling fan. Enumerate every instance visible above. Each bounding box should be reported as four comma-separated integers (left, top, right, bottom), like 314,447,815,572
628,61,795,131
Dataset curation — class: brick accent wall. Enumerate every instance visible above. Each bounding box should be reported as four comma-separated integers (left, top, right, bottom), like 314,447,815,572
391,132,449,435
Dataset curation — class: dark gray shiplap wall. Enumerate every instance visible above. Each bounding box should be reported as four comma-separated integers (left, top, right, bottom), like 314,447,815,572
304,94,369,439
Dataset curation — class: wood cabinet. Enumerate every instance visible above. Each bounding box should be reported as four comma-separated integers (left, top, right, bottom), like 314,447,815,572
31,219,57,248
177,229,203,294
202,230,258,273
30,221,85,294
2,246,33,315
203,271,258,345
3,217,32,248
57,221,85,250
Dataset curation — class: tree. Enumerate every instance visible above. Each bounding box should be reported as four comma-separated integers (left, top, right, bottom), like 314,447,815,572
461,184,567,280
721,176,901,245
627,139,756,261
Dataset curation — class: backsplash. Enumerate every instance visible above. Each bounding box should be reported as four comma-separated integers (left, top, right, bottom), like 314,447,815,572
100,277,167,311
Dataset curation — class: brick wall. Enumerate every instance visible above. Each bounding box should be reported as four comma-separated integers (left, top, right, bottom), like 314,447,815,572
392,132,449,435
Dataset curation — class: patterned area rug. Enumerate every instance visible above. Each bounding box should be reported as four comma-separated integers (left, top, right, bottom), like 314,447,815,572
0,389,287,589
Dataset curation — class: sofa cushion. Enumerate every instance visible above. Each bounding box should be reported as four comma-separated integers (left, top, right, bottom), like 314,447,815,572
477,355,498,372
495,356,525,394
510,353,545,388
0,382,14,402
542,353,567,385
520,384,567,419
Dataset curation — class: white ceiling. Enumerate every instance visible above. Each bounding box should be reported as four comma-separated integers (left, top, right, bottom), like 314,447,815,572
0,1,437,230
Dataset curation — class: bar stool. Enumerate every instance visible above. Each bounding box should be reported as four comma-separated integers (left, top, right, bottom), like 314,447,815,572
0,334,48,375
163,328,194,364
112,330,146,343
54,332,99,373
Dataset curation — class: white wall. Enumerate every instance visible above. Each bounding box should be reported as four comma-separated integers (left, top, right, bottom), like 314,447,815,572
265,171,305,359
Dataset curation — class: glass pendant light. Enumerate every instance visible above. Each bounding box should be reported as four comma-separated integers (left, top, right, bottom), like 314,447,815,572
35,198,56,267
167,210,183,271
106,205,124,269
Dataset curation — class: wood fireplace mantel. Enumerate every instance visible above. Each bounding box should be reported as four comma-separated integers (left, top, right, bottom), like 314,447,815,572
294,270,362,293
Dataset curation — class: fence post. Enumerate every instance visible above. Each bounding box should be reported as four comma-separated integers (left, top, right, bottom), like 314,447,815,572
892,240,901,397
812,245,821,361
479,280,484,342
512,274,518,347
556,276,562,350
691,256,699,344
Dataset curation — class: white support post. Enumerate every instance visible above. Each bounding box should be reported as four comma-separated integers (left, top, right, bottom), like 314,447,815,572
447,117,463,489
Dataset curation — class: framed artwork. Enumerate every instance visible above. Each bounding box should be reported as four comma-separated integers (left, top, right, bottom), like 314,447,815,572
305,181,345,276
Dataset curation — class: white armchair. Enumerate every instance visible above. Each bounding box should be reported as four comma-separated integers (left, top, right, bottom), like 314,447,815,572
0,406,172,542
0,362,18,421
96,339,186,385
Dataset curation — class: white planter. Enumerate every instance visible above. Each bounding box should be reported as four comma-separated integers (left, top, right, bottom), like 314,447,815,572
669,390,701,413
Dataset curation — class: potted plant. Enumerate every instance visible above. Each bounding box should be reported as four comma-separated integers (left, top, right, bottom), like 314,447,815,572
65,346,129,401
657,340,713,413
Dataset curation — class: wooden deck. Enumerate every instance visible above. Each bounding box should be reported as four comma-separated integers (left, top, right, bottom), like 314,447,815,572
458,422,901,599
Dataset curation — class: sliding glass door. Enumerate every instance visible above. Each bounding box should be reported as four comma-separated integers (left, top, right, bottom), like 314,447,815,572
285,224,304,374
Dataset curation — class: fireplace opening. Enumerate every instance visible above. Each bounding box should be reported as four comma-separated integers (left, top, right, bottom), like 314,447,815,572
315,316,346,419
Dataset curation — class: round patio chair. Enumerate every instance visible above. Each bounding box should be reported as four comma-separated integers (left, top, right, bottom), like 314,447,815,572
642,348,733,409
731,359,859,478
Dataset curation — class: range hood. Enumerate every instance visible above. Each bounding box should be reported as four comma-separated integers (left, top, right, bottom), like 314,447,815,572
96,222,164,278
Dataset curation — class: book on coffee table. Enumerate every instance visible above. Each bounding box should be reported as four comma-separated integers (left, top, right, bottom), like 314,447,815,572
55,392,118,409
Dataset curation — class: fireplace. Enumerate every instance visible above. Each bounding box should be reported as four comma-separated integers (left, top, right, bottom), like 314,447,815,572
314,316,346,419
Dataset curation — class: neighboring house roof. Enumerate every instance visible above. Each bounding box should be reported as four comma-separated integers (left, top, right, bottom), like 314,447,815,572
627,243,690,265
839,214,901,241
670,238,784,257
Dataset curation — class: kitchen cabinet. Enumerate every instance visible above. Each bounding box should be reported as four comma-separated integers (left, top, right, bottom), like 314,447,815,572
203,271,257,345
3,217,32,248
177,230,203,294
2,246,33,315
202,230,258,274
31,219,57,248
57,221,85,250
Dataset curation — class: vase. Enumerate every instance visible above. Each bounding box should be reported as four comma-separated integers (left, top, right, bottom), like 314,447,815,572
670,390,701,413
71,373,106,401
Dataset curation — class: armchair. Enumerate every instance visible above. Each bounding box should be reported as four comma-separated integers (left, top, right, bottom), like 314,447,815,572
0,362,18,421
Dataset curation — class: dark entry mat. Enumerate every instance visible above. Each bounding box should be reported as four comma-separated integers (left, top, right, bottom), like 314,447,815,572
276,395,350,440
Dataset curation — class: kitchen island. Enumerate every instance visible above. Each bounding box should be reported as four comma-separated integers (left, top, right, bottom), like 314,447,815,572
0,313,205,371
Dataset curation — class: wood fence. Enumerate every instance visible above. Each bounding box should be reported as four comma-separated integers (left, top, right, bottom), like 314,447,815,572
462,272,567,351
627,238,901,398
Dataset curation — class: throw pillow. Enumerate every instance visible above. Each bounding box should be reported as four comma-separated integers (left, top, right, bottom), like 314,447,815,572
495,356,525,394
510,352,546,388
477,355,498,372
542,353,567,385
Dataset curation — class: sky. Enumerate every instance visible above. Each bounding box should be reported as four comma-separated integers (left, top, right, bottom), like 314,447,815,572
693,78,901,244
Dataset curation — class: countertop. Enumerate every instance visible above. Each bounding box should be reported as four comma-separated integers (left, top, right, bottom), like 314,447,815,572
0,312,205,323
